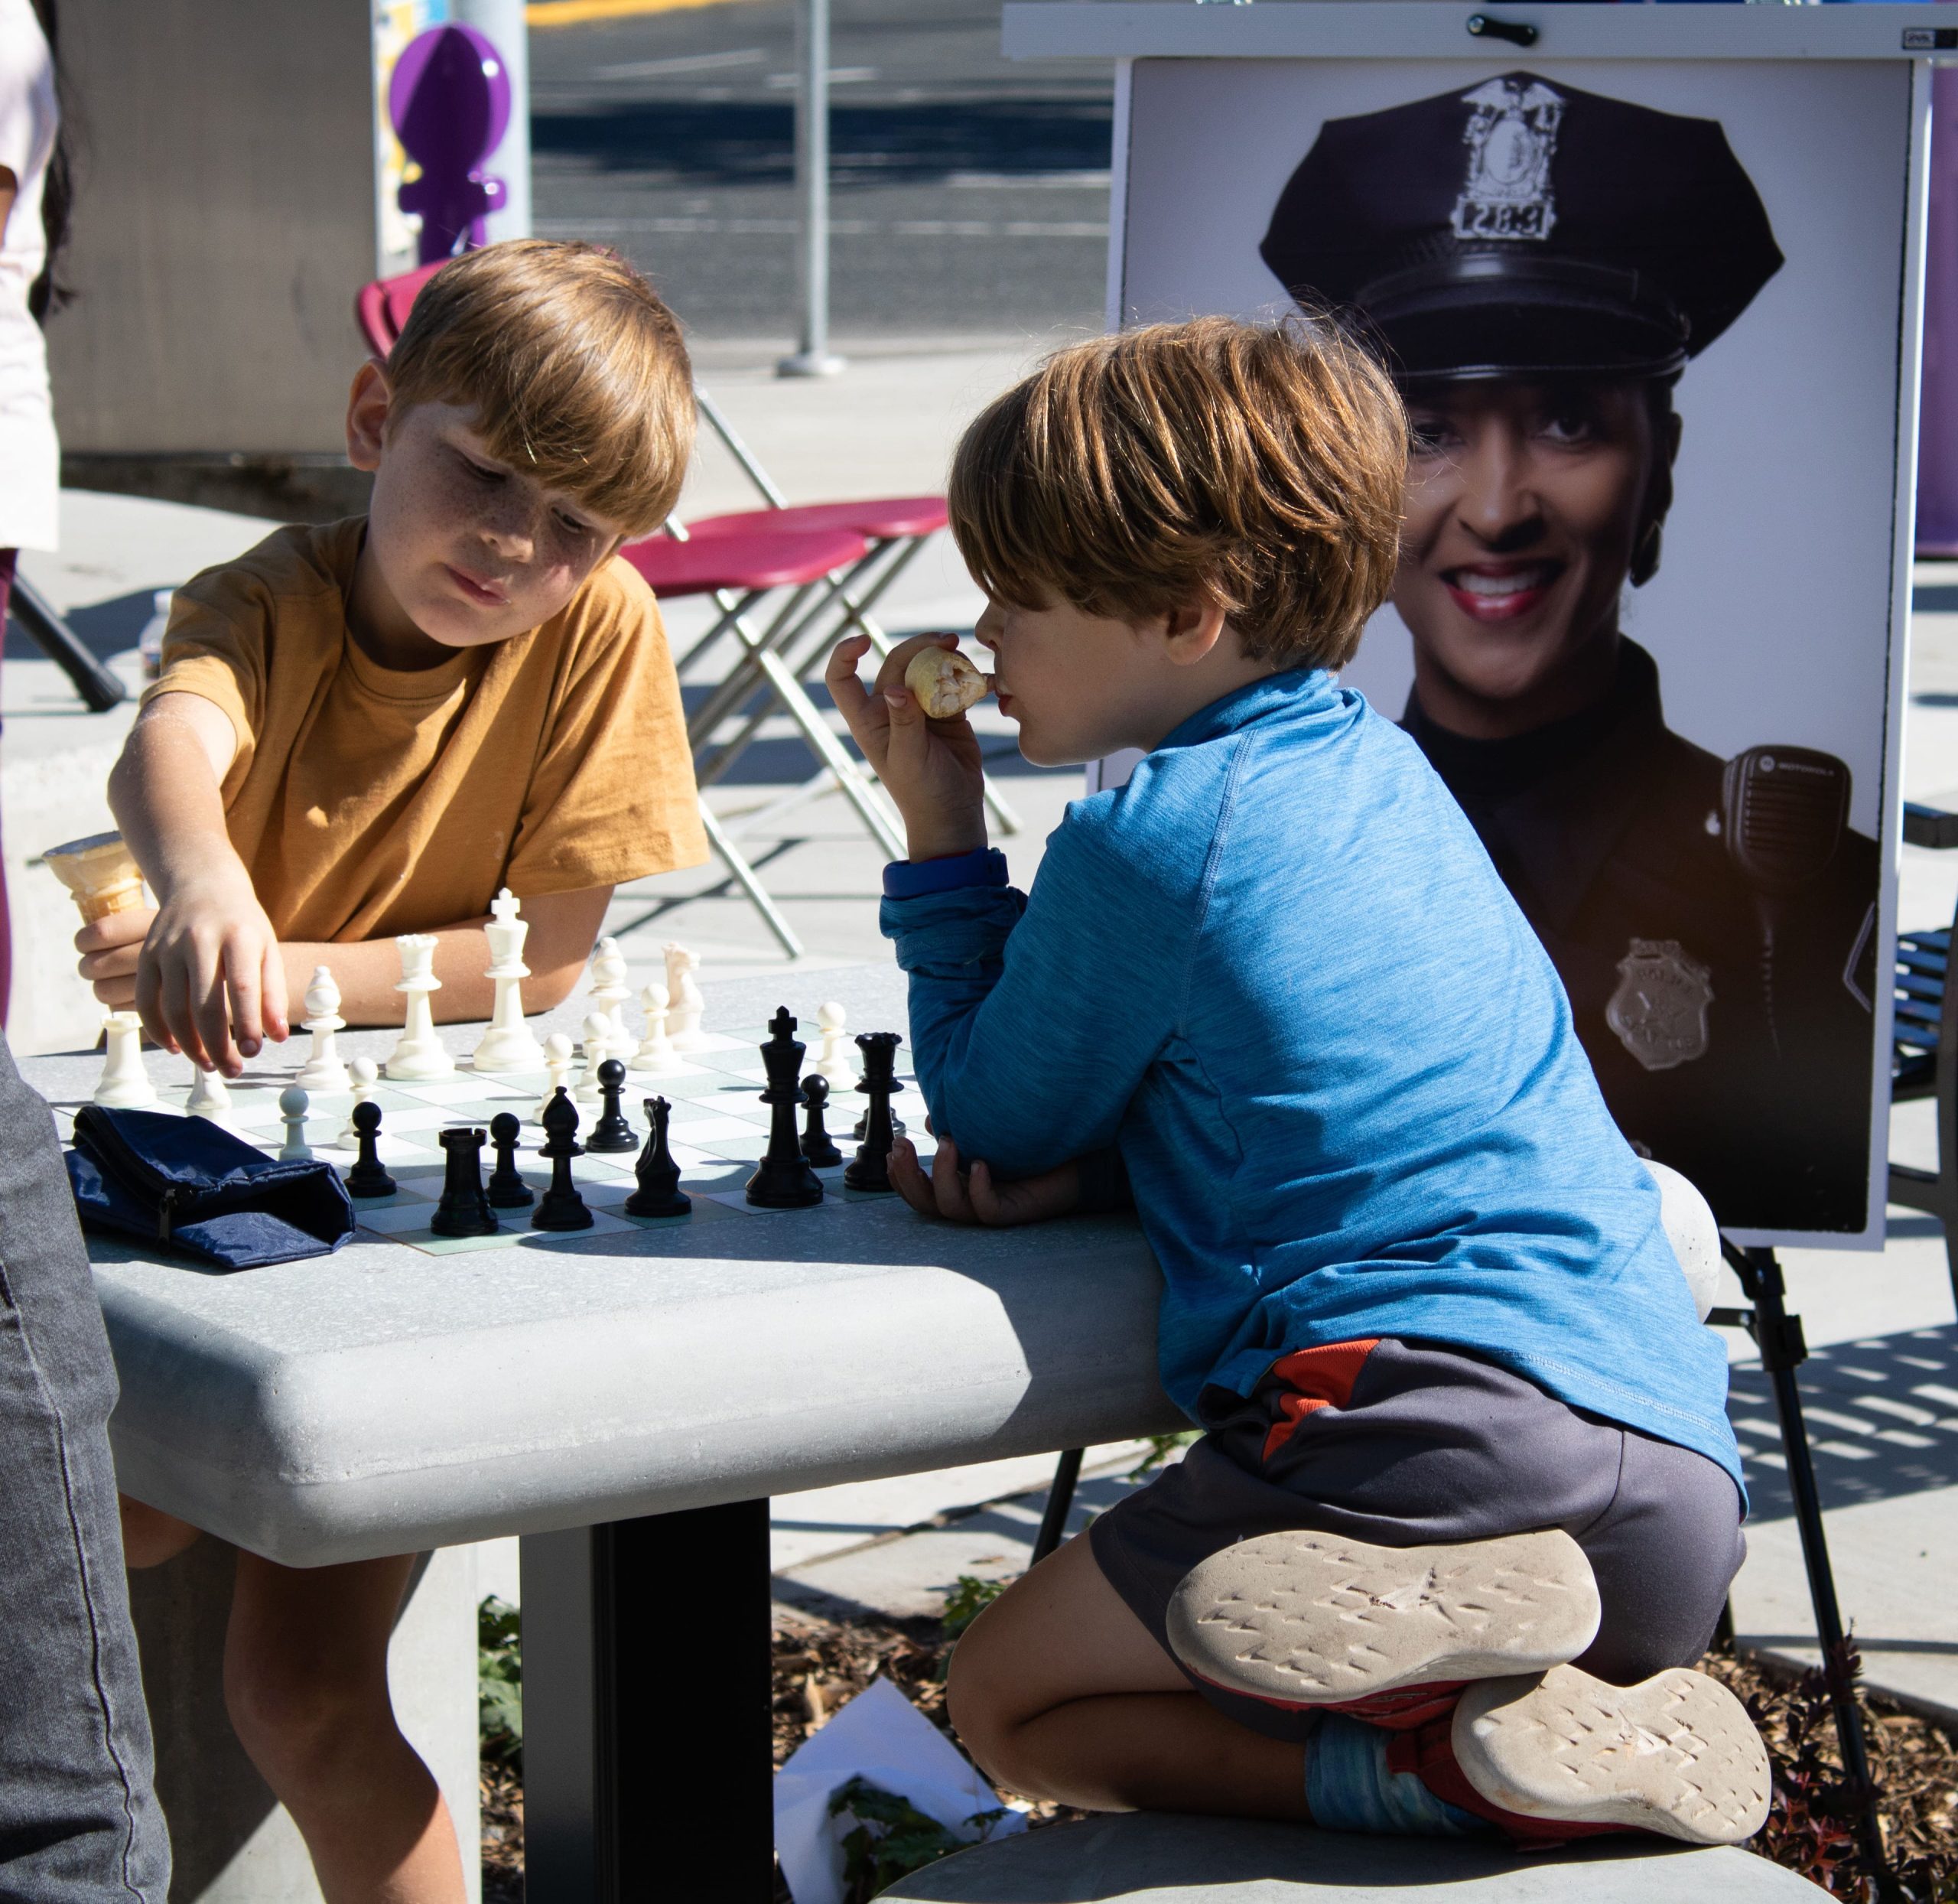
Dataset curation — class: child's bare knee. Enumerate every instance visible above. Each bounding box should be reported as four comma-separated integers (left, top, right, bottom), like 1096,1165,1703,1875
223,1632,385,1784
119,1496,201,1570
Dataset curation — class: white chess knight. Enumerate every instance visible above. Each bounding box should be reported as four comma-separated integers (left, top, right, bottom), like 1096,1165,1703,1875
813,1001,849,1085
278,1085,312,1161
587,936,633,1046
535,1032,574,1122
630,981,681,1075
340,1057,380,1145
664,942,706,1050
385,934,454,1079
93,1011,156,1108
185,1063,233,1124
471,888,544,1073
294,965,350,1092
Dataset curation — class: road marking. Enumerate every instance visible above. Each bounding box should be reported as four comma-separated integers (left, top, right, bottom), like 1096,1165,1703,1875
538,216,1109,239
765,67,879,87
529,0,763,25
948,171,1113,190
591,49,766,79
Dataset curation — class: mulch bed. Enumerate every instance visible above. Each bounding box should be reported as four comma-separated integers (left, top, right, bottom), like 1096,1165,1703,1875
480,1609,1958,1901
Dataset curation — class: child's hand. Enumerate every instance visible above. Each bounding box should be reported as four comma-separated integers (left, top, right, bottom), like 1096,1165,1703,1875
75,906,158,1012
131,865,290,1076
825,632,989,861
889,1133,1082,1227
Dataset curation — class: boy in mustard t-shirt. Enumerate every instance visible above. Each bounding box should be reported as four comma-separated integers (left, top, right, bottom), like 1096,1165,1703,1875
76,240,706,1904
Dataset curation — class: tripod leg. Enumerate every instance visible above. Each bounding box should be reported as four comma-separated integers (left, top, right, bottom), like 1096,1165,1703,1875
7,573,126,713
1029,1448,1084,1567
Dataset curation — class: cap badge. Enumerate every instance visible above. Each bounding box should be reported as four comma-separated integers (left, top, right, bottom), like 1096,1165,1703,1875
1452,76,1564,245
1606,939,1713,1072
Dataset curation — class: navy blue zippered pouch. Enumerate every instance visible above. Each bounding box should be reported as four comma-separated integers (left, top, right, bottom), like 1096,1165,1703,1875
66,1103,354,1269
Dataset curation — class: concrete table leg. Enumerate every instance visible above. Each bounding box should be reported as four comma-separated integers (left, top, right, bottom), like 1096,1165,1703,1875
522,1500,775,1902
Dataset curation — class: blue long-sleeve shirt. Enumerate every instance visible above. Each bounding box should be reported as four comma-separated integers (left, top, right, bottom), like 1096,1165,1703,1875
880,669,1742,1489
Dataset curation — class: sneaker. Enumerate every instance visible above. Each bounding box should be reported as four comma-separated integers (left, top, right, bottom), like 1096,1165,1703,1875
1165,1528,1601,1714
1449,1662,1772,1844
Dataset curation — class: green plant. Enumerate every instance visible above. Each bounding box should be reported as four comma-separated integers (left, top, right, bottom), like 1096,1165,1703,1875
940,1574,1009,1639
1127,1430,1201,1482
827,1775,1007,1903
478,1596,522,1769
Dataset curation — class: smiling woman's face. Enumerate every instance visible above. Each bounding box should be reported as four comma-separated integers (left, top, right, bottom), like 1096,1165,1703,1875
1393,380,1673,739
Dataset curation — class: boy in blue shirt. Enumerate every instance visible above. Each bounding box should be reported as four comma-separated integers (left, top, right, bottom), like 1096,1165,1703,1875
825,317,1768,1846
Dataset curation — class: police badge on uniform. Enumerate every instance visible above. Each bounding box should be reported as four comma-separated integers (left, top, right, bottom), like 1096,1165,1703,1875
1606,939,1714,1071
1452,76,1564,243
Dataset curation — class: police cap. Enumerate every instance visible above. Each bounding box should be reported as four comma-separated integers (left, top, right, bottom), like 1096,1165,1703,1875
1260,71,1784,382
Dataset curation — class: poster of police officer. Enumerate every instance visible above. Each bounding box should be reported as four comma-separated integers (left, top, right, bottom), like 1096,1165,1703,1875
1113,55,1921,1244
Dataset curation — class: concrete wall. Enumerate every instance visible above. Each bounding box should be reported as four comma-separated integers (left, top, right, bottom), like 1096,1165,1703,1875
47,1,379,456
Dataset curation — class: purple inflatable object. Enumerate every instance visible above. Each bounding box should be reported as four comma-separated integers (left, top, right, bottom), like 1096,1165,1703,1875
389,22,512,265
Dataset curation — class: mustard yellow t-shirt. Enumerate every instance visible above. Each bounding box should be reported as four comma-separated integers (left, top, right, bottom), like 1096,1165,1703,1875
140,517,707,942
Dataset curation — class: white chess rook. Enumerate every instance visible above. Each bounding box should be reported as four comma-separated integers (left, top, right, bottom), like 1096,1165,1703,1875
664,942,706,1050
94,1012,157,1108
295,965,350,1092
385,934,454,1079
472,889,545,1073
630,981,681,1075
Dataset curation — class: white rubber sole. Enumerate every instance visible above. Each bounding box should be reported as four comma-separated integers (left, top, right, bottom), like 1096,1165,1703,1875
1453,1662,1772,1844
1164,1528,1602,1707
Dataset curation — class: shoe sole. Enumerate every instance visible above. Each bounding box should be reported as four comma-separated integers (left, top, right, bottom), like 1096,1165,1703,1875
1453,1662,1772,1844
1164,1527,1601,1707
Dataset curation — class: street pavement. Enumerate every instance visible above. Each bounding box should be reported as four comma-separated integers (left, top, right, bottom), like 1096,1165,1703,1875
529,0,1114,343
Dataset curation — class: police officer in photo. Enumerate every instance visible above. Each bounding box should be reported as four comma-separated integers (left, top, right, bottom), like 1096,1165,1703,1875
1263,73,1878,1232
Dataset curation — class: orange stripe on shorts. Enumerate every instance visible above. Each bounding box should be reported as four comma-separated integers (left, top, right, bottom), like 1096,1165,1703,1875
1261,1338,1382,1462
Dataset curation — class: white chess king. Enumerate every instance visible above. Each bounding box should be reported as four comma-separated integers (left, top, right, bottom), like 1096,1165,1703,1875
471,889,545,1073
385,934,454,1079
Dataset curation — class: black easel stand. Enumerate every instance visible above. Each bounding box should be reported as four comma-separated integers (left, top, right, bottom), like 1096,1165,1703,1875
1716,1240,1892,1896
1030,1446,1085,1566
6,572,125,712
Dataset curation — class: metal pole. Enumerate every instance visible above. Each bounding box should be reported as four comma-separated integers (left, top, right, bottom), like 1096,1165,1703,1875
777,0,845,377
450,0,532,241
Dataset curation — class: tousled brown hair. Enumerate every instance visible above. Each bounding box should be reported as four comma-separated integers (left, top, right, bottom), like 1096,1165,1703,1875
948,316,1407,669
386,240,696,537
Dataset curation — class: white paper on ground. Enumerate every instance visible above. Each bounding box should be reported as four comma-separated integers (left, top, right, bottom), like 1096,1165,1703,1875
773,1673,1028,1904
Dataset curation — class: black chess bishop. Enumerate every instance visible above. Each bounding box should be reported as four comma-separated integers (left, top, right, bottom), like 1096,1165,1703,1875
531,1088,594,1232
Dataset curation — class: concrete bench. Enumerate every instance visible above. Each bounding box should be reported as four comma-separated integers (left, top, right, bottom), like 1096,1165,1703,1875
880,1811,1818,1902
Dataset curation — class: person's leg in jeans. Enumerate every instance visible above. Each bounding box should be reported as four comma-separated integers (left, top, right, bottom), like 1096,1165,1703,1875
0,1032,170,1899
0,548,16,1024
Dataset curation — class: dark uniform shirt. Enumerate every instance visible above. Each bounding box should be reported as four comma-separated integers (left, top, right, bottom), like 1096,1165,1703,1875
1403,641,1877,1232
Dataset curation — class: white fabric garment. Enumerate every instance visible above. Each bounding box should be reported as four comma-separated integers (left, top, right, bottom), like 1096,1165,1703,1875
0,0,57,552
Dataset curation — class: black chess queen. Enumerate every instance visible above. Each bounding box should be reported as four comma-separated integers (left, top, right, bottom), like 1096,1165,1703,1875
1261,73,1878,1231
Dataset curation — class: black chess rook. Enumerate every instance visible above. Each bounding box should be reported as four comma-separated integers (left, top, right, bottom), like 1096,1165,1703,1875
587,1057,636,1153
746,1005,824,1209
799,1073,842,1169
431,1126,497,1237
485,1111,535,1209
531,1087,594,1232
345,1099,397,1199
624,1096,691,1219
844,1031,905,1193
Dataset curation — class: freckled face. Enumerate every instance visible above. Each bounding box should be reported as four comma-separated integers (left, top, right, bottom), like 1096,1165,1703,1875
365,401,626,649
973,594,1167,766
1393,381,1659,710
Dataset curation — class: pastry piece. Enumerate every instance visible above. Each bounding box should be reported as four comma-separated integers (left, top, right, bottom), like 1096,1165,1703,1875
904,646,987,718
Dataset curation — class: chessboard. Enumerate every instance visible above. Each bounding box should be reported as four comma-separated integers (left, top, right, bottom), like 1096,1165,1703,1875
47,1021,919,1258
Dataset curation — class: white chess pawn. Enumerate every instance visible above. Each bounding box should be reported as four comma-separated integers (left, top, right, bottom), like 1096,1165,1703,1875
664,942,706,1050
535,1032,574,1122
278,1085,312,1161
472,888,545,1073
575,1014,613,1102
385,933,454,1079
295,965,350,1092
185,1064,233,1124
630,981,680,1075
813,1001,849,1085
93,1011,156,1108
587,936,633,1046
340,1057,379,1145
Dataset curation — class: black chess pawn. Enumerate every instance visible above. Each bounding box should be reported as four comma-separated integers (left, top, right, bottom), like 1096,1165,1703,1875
844,1031,906,1193
531,1088,594,1232
485,1111,535,1209
800,1072,842,1168
431,1126,498,1237
624,1096,691,1219
746,1006,824,1209
587,1057,636,1153
345,1098,397,1199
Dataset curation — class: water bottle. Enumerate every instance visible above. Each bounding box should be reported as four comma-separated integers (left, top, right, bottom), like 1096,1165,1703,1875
137,588,174,682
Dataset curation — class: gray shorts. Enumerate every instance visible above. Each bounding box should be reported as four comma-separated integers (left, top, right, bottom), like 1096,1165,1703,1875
1089,1337,1745,1742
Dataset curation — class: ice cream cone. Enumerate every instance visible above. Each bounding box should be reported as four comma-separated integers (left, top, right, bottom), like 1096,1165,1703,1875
44,832,145,923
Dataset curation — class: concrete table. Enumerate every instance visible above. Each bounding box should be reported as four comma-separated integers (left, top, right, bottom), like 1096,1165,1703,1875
26,964,1181,1902
881,1813,1818,1902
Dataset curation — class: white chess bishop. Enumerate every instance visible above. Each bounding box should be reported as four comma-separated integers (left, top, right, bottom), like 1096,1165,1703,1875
385,934,454,1079
93,1011,156,1108
813,1001,849,1085
471,888,544,1073
295,965,350,1092
664,942,706,1050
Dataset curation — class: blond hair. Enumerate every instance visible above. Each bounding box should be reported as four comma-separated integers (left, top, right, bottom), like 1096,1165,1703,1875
385,239,695,538
948,316,1406,669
